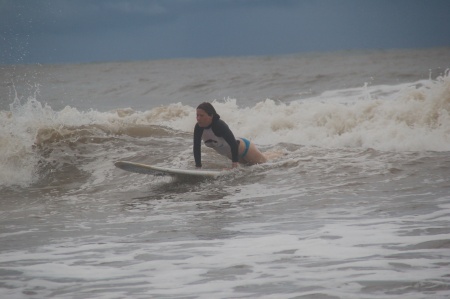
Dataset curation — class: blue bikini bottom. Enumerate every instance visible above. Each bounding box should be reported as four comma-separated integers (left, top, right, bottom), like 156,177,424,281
239,138,251,158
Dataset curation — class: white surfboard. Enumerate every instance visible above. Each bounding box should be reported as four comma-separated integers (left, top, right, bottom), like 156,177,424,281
115,161,224,178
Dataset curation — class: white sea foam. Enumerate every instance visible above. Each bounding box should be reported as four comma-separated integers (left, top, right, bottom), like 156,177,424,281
2,210,449,298
187,74,450,151
109,72,450,152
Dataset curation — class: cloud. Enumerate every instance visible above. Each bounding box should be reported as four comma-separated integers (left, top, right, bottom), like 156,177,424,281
105,1,167,15
1,0,450,64
0,0,172,36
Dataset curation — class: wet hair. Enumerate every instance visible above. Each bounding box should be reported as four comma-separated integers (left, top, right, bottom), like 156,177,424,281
197,102,220,120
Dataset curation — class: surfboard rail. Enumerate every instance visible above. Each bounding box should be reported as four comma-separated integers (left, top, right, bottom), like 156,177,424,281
114,161,224,178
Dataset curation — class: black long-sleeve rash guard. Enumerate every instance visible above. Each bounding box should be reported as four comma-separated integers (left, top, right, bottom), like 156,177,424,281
193,118,239,167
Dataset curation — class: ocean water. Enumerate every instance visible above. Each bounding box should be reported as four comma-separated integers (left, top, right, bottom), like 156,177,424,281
1,47,450,298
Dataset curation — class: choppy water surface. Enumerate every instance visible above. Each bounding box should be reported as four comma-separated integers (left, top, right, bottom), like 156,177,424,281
1,48,450,298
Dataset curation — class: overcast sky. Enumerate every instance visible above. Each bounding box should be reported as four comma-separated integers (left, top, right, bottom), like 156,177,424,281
1,0,450,64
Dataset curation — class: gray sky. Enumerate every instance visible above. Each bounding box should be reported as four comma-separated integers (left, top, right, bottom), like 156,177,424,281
1,0,450,64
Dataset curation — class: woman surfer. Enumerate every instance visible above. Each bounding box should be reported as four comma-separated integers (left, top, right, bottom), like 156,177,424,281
193,102,267,169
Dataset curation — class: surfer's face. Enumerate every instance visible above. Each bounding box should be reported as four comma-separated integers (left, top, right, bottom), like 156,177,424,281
196,109,213,127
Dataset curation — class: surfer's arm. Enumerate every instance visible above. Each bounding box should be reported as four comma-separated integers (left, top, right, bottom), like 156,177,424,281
193,124,203,167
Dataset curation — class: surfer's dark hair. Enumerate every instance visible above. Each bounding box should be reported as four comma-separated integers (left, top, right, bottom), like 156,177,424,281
197,102,220,120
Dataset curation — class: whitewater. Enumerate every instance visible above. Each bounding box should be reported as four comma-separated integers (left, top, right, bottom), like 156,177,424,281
1,47,450,298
